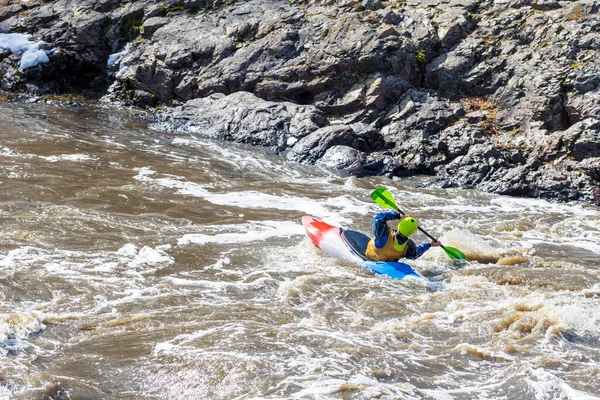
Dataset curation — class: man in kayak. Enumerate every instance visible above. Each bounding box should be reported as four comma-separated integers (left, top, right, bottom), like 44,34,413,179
365,211,441,261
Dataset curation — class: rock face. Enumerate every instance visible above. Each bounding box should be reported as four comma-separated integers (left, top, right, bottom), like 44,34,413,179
152,91,328,150
1,0,599,204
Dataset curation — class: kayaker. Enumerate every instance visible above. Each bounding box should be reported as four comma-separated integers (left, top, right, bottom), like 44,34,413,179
365,211,442,261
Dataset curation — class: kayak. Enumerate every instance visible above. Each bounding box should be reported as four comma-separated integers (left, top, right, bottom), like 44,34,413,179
302,216,423,280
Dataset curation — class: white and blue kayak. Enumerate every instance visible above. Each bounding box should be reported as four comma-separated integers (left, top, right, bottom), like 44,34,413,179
302,216,423,280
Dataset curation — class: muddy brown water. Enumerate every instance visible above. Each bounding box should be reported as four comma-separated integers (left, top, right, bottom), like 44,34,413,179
0,103,599,399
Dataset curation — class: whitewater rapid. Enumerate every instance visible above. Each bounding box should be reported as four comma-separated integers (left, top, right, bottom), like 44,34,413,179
0,102,598,399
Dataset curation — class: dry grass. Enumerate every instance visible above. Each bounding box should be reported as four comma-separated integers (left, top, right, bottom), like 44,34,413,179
567,5,584,22
42,93,88,103
0,92,17,102
462,97,496,112
462,97,500,135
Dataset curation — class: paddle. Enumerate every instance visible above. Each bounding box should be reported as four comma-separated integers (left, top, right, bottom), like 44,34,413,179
370,187,467,261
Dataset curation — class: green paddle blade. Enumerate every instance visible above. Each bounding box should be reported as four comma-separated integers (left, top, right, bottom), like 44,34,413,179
371,188,399,211
443,246,467,260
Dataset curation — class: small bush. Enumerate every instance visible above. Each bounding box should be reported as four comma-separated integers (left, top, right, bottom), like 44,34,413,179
415,49,426,64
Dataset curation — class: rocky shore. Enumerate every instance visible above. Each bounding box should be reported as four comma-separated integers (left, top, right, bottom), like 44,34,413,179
1,0,599,205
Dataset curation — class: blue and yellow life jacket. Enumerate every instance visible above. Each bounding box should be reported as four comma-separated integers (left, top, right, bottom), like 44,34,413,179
365,230,408,261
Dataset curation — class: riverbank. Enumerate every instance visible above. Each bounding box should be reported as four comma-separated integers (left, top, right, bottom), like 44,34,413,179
1,0,598,204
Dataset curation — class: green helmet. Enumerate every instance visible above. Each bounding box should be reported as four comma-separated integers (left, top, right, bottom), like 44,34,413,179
398,217,418,237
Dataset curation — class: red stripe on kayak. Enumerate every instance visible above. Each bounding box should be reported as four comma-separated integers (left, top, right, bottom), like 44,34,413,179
301,216,338,248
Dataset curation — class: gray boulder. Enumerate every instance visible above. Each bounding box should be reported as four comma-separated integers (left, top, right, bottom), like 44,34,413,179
142,17,169,39
287,125,357,164
152,91,327,151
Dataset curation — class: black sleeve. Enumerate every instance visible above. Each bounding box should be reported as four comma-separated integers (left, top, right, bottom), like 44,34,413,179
403,240,418,260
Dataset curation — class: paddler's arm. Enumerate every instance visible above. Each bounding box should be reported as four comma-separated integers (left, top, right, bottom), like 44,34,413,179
405,239,442,259
372,211,401,248
413,242,431,259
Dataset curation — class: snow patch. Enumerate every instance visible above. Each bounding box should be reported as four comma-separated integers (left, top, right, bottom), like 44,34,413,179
0,33,50,70
108,43,131,78
107,43,131,66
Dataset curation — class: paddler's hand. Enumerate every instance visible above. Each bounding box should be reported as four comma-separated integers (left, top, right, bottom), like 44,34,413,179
430,239,442,247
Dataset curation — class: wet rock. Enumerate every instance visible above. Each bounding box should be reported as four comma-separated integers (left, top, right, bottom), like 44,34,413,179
316,145,362,170
572,119,600,161
315,74,411,114
132,89,157,107
0,4,26,24
532,0,561,11
129,50,174,98
345,153,405,178
361,0,383,11
109,0,422,106
441,144,507,185
142,17,169,39
183,0,213,12
145,5,168,19
0,61,21,91
152,91,327,150
287,125,356,164
466,111,488,124
380,89,466,173
44,384,71,400
0,47,10,61
594,187,600,207
382,90,460,136
438,122,487,159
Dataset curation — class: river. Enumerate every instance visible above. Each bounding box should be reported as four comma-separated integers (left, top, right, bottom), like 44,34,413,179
0,102,599,399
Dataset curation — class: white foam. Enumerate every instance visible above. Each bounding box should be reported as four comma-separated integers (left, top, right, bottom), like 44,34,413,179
288,374,419,399
116,243,138,257
0,386,11,399
172,137,192,145
421,390,456,400
133,167,368,224
178,220,304,245
567,240,600,254
133,168,209,196
0,312,45,352
217,191,318,211
0,246,49,269
99,286,162,308
40,154,95,162
116,244,173,268
515,218,600,256
154,323,249,356
490,197,599,217
133,167,157,178
525,368,600,400
1,146,33,158
416,194,599,221
202,250,233,270
128,246,173,267
555,298,600,338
